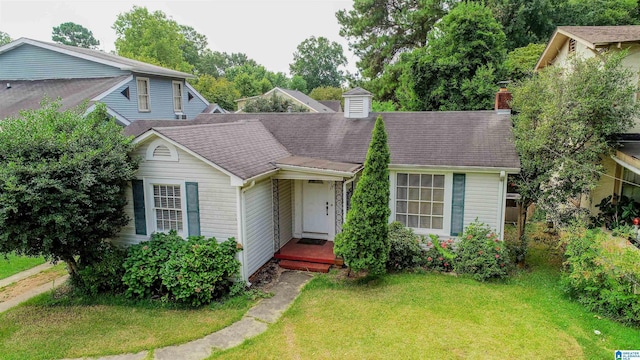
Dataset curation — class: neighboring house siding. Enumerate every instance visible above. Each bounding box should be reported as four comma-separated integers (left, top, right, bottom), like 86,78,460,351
588,156,617,214
463,173,500,232
279,179,293,245
116,140,238,246
102,77,206,121
243,179,274,277
0,44,127,80
184,83,209,117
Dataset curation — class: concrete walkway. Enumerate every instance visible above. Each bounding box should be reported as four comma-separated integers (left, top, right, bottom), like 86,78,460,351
67,270,313,360
0,274,70,313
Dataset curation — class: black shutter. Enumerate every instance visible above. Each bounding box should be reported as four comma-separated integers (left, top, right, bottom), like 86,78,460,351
186,182,201,237
132,180,147,235
450,174,466,236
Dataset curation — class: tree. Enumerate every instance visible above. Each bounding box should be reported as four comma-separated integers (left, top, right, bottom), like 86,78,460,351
51,22,100,49
289,36,347,90
243,93,309,113
482,0,555,51
334,116,391,276
557,0,640,26
189,75,240,111
196,50,257,77
0,100,138,279
504,43,546,82
289,75,308,93
179,25,208,68
113,6,192,72
336,0,452,79
0,31,12,46
309,86,343,101
396,2,506,111
510,52,640,241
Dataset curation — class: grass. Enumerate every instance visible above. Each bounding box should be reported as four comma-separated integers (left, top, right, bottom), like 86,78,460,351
0,291,255,360
209,226,640,359
0,253,45,280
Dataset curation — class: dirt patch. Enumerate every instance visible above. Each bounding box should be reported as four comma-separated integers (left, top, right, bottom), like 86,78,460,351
249,259,285,293
0,270,65,302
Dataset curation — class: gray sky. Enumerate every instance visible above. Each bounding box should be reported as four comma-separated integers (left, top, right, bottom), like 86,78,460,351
0,0,357,75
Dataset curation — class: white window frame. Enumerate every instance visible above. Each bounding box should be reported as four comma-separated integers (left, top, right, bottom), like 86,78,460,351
137,77,151,112
144,178,187,237
389,170,452,236
172,80,183,113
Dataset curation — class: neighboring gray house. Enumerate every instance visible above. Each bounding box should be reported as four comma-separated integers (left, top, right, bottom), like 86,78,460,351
119,89,520,281
235,87,336,113
0,38,209,124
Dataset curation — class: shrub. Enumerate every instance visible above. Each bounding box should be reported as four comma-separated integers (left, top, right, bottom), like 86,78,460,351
455,220,510,281
386,222,424,271
561,227,640,326
72,242,128,296
423,234,456,272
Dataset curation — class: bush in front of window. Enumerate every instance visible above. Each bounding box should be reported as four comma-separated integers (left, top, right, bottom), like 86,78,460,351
72,242,128,296
386,222,425,272
122,231,242,306
423,234,457,273
455,220,511,281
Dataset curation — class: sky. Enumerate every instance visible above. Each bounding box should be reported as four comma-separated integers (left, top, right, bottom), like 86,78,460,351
0,0,357,75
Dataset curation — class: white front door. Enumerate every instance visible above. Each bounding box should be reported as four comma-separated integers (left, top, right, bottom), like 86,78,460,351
302,180,330,239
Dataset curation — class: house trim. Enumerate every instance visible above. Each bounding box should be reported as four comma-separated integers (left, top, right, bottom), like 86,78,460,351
142,177,189,238
83,104,131,126
91,75,134,101
389,164,520,174
275,163,361,178
612,154,640,176
185,82,210,106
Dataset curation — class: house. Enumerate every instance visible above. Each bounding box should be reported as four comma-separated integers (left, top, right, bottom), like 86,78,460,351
117,88,520,281
536,26,640,213
0,38,210,124
235,87,337,113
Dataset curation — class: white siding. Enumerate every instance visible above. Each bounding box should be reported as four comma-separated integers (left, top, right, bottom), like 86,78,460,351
279,179,293,246
116,138,238,245
463,173,501,232
244,179,274,277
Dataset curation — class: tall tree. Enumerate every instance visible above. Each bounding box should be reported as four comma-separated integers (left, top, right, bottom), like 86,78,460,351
113,6,192,71
179,25,208,68
0,31,12,46
334,116,391,276
289,36,347,90
309,86,343,101
510,52,639,240
482,0,555,51
504,43,546,82
189,75,239,111
52,22,100,49
396,1,506,111
0,101,138,279
243,93,309,113
336,0,452,79
196,50,257,77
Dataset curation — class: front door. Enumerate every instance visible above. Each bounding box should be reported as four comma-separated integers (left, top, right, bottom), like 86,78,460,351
302,180,330,239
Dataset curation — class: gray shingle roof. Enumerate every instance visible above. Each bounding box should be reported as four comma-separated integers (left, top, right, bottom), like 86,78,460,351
343,87,372,96
127,112,520,175
0,76,130,120
558,26,640,45
277,88,335,113
3,38,194,79
152,121,291,179
319,100,342,112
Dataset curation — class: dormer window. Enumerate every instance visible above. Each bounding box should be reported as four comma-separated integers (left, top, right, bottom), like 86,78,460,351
137,77,150,112
172,81,183,112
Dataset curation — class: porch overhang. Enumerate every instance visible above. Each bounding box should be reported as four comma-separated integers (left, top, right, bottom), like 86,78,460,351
612,142,640,176
273,156,363,179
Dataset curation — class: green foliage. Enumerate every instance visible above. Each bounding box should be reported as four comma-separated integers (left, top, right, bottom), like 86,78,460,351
243,93,309,113
72,242,128,296
289,36,347,90
190,75,239,111
122,231,242,306
483,0,556,51
511,53,640,231
592,195,640,229
309,86,343,101
334,116,391,276
386,222,424,272
559,0,640,26
179,25,208,68
0,31,10,46
455,221,510,281
372,100,398,112
504,43,546,82
396,2,506,111
561,227,640,325
289,75,308,93
51,22,99,49
196,50,256,77
336,0,451,78
0,100,138,280
423,234,456,272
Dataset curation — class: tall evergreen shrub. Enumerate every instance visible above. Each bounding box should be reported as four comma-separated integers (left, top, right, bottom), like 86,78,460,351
334,116,391,275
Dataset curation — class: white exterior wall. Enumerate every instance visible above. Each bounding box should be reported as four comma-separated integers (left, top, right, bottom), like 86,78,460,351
279,179,294,244
463,173,502,235
116,138,238,246
242,179,274,277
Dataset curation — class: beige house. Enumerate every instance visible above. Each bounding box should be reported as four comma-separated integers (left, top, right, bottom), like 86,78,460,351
235,87,337,113
536,26,640,213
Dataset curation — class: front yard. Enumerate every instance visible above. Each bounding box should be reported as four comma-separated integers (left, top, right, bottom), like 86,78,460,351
0,253,45,280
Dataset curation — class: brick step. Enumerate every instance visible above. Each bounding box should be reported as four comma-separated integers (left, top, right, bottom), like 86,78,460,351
278,260,332,273
274,252,340,265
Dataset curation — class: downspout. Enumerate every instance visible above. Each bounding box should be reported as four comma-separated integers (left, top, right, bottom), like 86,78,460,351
238,180,256,285
342,175,356,222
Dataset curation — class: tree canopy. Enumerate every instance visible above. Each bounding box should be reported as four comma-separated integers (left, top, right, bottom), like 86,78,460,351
189,75,240,111
242,93,309,113
0,101,138,279
52,22,100,49
0,31,12,46
289,36,347,90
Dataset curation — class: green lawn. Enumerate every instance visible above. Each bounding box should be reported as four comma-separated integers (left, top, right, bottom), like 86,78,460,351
0,254,45,280
209,241,640,359
0,293,254,360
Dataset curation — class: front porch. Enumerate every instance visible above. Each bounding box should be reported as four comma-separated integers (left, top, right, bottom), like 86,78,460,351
274,238,344,273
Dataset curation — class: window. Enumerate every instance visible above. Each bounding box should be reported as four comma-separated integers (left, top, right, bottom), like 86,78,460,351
137,77,150,112
395,173,445,229
153,184,183,232
621,168,640,203
172,81,183,112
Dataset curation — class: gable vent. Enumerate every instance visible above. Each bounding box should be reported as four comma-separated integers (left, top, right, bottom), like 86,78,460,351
121,87,130,100
153,145,172,158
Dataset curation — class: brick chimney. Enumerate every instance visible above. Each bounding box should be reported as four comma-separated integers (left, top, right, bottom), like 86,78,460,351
495,81,512,115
